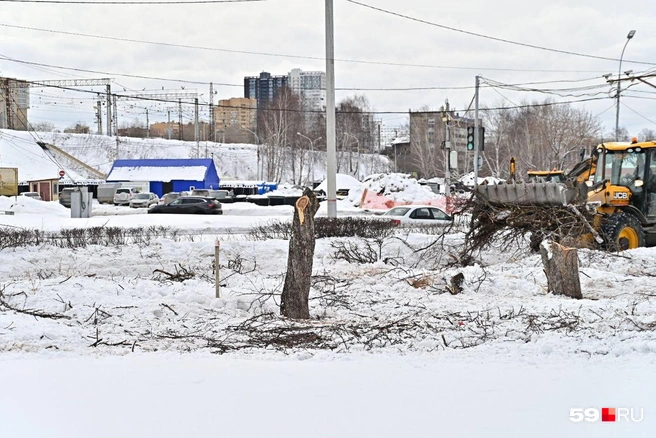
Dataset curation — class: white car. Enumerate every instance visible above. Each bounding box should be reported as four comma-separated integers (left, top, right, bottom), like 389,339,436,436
113,188,139,206
20,192,43,201
129,192,160,208
381,205,452,226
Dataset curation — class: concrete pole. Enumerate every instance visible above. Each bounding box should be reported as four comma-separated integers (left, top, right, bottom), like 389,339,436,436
167,110,171,140
194,98,200,156
444,99,451,196
474,75,480,184
145,108,150,138
215,240,221,298
325,0,337,217
106,84,112,136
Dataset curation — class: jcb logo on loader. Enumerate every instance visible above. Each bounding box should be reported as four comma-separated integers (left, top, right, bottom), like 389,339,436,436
613,192,629,199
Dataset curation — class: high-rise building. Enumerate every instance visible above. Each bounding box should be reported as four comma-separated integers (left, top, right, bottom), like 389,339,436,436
288,69,326,111
244,72,288,109
0,78,30,130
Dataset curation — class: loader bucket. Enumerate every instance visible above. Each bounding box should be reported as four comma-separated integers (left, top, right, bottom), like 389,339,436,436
475,182,587,206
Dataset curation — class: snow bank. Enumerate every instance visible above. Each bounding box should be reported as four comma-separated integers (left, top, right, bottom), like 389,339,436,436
314,173,362,193
0,195,69,217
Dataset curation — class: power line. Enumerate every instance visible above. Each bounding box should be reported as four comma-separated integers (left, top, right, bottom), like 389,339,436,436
1,52,609,95
346,0,656,67
621,102,656,125
0,0,261,3
0,53,233,86
0,23,611,73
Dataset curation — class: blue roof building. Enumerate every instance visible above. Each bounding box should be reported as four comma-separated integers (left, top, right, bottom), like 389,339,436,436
106,158,220,197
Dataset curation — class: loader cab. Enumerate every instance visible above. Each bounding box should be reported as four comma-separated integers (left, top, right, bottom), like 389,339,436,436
594,143,656,217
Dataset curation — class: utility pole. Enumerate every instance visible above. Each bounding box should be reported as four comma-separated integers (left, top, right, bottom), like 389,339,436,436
474,75,480,184
194,98,200,156
443,99,451,196
145,108,150,138
209,82,215,142
95,94,103,135
113,94,119,158
167,110,172,140
178,99,183,141
325,0,337,218
106,84,112,136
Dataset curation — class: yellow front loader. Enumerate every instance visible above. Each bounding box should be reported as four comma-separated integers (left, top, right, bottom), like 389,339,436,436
476,140,656,250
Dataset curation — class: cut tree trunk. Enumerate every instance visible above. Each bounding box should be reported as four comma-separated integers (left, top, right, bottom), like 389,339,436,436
280,188,320,319
539,240,582,299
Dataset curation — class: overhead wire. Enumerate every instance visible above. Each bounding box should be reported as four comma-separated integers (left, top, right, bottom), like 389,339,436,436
0,0,262,3
621,102,656,125
0,23,613,73
346,0,656,67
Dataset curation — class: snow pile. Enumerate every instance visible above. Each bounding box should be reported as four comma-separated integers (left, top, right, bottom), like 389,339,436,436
459,171,504,187
0,195,69,217
346,173,439,208
262,184,305,197
314,173,362,193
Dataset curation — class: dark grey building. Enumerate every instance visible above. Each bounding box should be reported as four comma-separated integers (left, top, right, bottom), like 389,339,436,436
244,72,289,109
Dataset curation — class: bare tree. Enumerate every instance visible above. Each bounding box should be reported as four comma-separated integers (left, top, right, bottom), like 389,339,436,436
32,121,55,132
64,122,91,134
336,95,377,178
258,87,304,182
639,128,656,142
483,99,601,179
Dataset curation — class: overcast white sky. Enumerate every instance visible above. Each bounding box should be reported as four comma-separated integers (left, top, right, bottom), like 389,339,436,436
1,0,656,136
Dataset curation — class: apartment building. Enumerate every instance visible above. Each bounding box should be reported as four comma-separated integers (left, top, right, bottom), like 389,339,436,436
408,109,478,178
288,69,326,111
244,72,288,109
0,77,30,130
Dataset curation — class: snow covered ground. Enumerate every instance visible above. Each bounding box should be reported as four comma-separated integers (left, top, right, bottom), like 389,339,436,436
1,196,655,437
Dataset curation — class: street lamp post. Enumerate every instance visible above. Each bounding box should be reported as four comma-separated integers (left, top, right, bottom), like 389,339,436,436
243,128,260,180
615,29,636,141
297,132,321,185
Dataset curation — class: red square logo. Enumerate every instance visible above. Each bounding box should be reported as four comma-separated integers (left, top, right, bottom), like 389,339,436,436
602,408,616,422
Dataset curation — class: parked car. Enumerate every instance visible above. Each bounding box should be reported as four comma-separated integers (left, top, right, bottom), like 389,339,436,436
113,187,139,206
159,192,181,205
20,192,43,201
190,189,210,197
148,196,223,215
59,188,76,208
129,192,159,208
208,189,234,203
381,205,452,226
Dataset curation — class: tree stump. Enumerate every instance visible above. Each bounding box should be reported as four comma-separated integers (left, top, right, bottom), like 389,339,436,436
281,188,320,319
539,240,582,299
448,273,465,295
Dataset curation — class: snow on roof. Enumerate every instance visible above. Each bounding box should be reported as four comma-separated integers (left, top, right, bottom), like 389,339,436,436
314,173,362,192
107,159,213,182
107,166,208,182
391,136,409,145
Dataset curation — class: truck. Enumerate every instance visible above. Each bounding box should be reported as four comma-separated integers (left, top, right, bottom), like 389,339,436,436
475,139,656,250
97,183,123,204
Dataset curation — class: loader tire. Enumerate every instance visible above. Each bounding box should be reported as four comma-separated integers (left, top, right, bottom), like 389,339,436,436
600,212,645,251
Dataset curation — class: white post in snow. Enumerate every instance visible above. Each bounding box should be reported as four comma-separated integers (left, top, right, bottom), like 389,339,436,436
215,240,221,298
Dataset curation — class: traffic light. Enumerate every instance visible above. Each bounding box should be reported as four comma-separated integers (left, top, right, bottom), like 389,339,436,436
478,126,485,151
466,126,475,150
